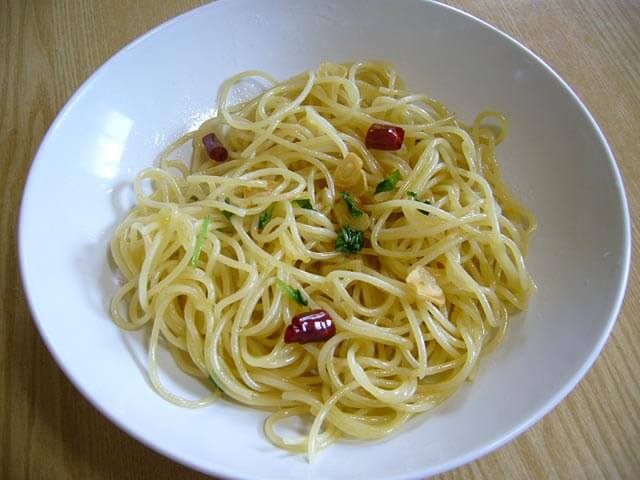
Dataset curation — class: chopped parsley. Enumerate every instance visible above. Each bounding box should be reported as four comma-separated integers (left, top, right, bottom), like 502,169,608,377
208,375,220,391
258,203,276,231
275,278,308,306
222,197,233,219
335,225,364,254
340,191,364,217
191,217,210,266
375,170,401,194
407,191,431,216
293,198,314,210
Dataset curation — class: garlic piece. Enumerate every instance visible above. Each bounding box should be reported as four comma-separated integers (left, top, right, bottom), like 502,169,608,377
406,266,445,306
350,169,369,196
244,179,275,197
334,153,364,189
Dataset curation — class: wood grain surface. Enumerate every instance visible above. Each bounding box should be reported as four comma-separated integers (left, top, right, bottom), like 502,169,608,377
1,1,638,478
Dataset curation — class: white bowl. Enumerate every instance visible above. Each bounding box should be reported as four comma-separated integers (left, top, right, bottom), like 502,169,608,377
19,0,630,478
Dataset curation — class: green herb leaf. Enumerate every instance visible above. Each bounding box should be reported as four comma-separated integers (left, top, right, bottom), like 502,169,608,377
275,278,308,306
407,191,431,216
222,197,233,219
258,203,276,231
293,198,314,210
189,195,199,202
375,170,401,194
208,375,220,391
335,225,364,254
191,217,210,267
340,191,364,217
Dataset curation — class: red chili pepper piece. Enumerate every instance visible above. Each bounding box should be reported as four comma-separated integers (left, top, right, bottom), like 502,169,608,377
284,309,335,344
365,123,405,150
202,133,228,161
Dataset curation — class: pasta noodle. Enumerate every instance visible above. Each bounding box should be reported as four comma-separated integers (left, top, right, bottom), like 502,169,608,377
110,61,535,459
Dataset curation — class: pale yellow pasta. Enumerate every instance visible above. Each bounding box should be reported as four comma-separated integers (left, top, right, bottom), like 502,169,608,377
110,61,535,460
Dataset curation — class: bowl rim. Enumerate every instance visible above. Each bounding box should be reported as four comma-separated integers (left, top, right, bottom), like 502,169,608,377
18,0,632,478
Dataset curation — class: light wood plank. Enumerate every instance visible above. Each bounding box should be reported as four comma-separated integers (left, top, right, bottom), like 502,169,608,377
1,1,638,478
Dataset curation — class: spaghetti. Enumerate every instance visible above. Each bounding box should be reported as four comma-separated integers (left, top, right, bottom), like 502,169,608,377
110,61,535,459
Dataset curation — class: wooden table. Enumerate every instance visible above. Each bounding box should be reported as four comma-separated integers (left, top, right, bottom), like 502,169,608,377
1,1,638,478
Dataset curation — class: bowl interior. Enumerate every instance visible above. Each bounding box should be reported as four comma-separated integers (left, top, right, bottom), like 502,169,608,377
19,0,629,479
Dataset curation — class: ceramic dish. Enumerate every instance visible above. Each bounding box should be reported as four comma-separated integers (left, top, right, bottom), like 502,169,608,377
19,1,630,478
